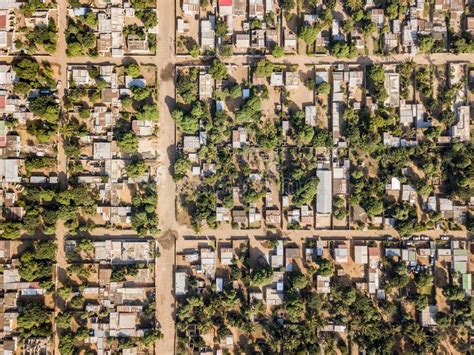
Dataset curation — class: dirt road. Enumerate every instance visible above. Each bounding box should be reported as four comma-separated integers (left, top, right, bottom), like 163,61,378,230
154,0,179,352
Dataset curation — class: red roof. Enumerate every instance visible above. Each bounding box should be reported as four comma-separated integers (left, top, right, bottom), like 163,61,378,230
0,95,6,109
219,0,232,6
0,15,6,30
131,120,139,134
368,247,380,256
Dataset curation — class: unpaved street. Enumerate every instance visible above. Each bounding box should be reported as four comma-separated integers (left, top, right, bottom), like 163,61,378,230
155,0,179,352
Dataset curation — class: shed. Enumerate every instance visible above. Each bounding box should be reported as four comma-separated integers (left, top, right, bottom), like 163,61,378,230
175,271,187,296
462,273,472,291
354,245,368,264
305,105,317,126
420,305,437,327
270,72,283,86
183,136,201,153
316,168,332,214
285,71,300,89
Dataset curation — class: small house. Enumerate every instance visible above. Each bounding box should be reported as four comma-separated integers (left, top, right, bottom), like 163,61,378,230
285,71,300,89
354,245,368,264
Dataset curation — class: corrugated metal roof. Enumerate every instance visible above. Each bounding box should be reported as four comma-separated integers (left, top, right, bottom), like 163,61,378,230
316,169,332,214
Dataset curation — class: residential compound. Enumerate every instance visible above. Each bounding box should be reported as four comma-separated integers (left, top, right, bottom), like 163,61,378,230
66,0,157,56
66,63,158,231
175,235,473,353
0,240,55,354
171,56,473,354
174,61,472,235
60,238,157,353
0,59,159,353
0,0,58,55
0,0,473,354
176,0,474,56
0,62,59,187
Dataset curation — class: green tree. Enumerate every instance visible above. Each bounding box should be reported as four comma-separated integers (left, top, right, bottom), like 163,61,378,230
209,59,227,80
288,271,307,289
131,86,151,101
95,77,107,90
443,285,465,301
436,312,451,327
172,108,199,134
136,104,158,120
216,19,227,37
295,125,314,146
281,0,295,12
173,155,191,180
57,285,73,299
0,221,22,239
254,59,274,77
190,44,200,57
331,41,357,58
251,267,273,286
58,332,75,355
29,95,59,123
176,67,199,104
126,160,147,178
218,44,233,57
67,42,83,56
317,258,335,276
117,132,139,154
386,2,398,20
141,329,164,346
78,239,94,253
13,81,32,95
230,84,243,98
342,19,354,34
362,21,377,35
365,198,383,216
83,11,97,27
451,36,474,54
413,294,429,311
316,81,330,95
14,58,40,79
256,120,280,148
125,64,141,78
319,8,333,24
17,302,52,338
293,177,319,206
272,45,285,58
418,35,435,53
299,24,321,45
56,312,72,329
122,97,132,109
368,64,388,102
19,241,56,282
304,78,316,91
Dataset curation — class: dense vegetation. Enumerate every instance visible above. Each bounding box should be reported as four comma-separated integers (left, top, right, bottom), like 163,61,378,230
131,182,158,235
66,15,97,57
347,61,472,234
0,186,98,239
176,240,455,353
12,58,59,142
18,302,53,340
18,20,57,54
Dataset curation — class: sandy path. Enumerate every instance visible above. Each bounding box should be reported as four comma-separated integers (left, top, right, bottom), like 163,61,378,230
154,0,179,352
